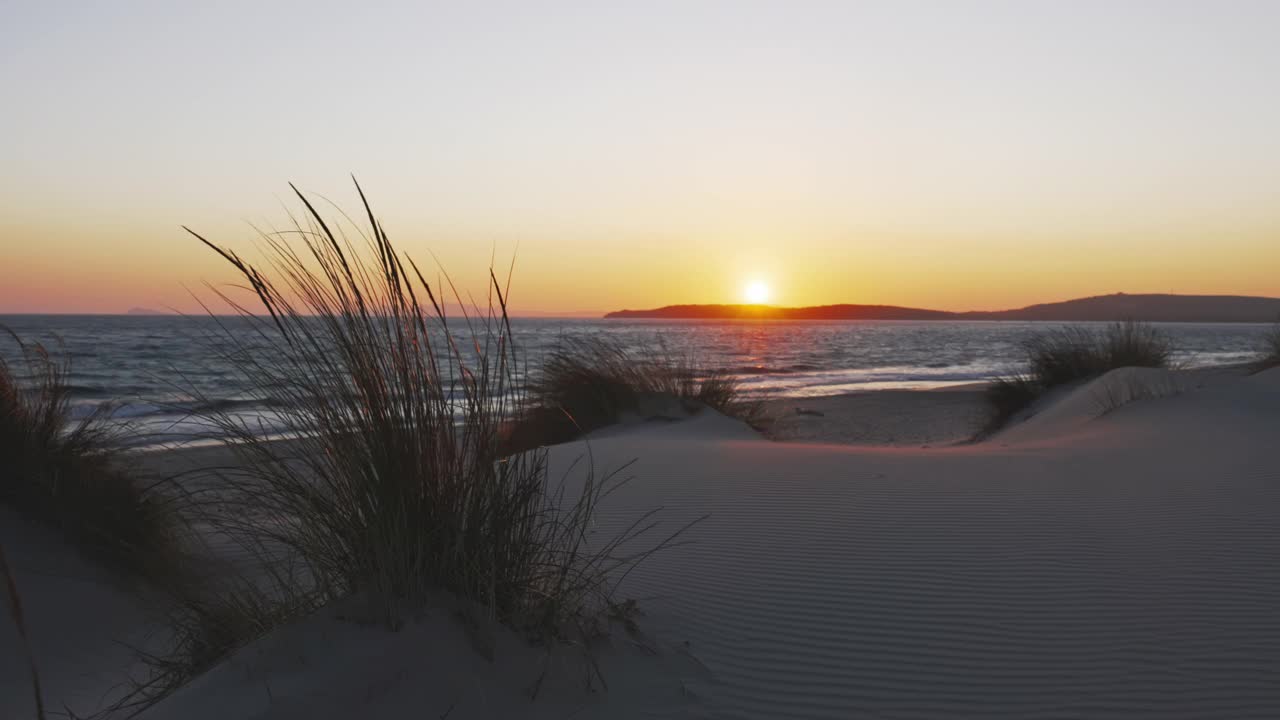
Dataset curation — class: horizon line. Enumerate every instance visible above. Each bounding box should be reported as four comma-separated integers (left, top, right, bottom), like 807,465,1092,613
6,291,1280,320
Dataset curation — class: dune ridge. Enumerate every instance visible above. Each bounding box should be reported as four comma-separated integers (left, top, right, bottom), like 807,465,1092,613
546,368,1280,718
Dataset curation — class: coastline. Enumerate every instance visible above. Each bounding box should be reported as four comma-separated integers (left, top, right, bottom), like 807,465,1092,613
757,361,1254,447
3,316,1270,449
119,361,1259,458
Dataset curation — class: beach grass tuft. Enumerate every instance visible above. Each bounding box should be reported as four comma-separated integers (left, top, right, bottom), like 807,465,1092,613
1097,318,1175,371
140,180,697,696
981,320,1173,435
1255,324,1280,372
984,374,1040,430
0,331,180,579
522,335,761,447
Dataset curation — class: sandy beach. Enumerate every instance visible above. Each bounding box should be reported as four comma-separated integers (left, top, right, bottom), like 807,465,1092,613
4,364,1278,718
761,388,991,446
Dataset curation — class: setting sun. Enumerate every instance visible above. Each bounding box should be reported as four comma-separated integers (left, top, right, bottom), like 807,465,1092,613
744,281,771,305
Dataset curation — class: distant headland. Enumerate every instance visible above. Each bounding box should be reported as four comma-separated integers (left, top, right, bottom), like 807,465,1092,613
605,293,1280,323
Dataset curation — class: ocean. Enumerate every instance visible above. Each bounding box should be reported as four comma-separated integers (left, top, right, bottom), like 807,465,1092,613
0,315,1270,447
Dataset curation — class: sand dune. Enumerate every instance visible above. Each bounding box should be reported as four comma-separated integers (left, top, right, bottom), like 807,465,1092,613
542,368,1280,718
989,366,1190,444
0,512,167,717
4,368,1279,718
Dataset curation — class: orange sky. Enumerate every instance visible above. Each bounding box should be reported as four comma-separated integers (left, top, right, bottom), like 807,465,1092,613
3,3,1279,315
4,197,1276,316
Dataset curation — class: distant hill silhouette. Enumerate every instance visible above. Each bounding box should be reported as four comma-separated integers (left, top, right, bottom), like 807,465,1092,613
126,307,171,315
605,303,953,320
605,294,1280,323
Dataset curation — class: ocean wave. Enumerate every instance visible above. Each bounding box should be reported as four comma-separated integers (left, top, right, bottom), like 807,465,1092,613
64,384,112,396
724,364,821,375
69,397,280,421
10,314,1266,445
731,365,1008,397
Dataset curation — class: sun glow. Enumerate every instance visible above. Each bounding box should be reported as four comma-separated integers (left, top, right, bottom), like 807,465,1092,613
744,281,771,305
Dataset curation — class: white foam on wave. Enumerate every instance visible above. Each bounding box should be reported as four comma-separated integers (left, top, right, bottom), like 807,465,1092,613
734,364,1007,397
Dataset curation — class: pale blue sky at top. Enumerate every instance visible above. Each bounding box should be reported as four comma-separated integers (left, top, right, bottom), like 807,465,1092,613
2,1,1278,313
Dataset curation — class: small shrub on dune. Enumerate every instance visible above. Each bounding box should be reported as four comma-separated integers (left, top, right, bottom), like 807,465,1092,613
984,374,1040,427
1102,318,1174,370
981,320,1173,435
1255,324,1280,372
1019,326,1106,388
526,337,648,441
688,370,756,420
0,332,178,579
145,181,693,694
525,335,761,444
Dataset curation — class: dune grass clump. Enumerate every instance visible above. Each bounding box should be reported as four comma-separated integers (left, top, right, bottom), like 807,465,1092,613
1098,318,1174,370
981,320,1173,435
1255,324,1280,372
984,374,1041,428
522,335,760,446
153,181,688,690
0,332,178,578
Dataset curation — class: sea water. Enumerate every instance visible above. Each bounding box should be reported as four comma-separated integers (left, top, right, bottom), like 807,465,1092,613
1,315,1269,447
